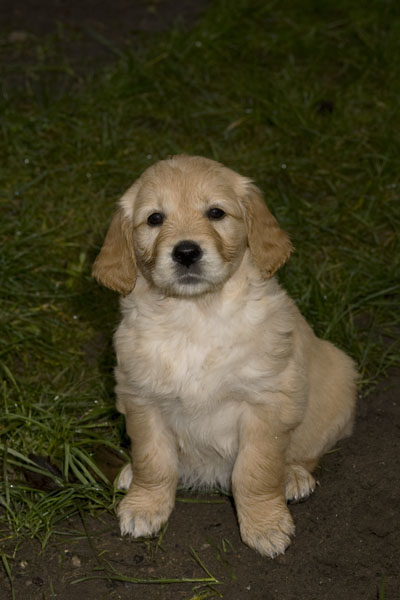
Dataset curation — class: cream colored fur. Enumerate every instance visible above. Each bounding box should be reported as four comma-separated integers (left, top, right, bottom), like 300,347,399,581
92,155,357,558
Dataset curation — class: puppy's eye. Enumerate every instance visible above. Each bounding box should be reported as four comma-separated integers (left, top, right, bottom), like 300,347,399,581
207,207,226,220
147,212,164,226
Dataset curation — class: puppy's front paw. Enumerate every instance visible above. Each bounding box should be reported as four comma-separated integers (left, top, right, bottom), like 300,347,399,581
285,464,315,503
118,486,174,538
238,499,295,558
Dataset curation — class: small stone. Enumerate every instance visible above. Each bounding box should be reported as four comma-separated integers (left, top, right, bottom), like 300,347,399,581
71,555,81,567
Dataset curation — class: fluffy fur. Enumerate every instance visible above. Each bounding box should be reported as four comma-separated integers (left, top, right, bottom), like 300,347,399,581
92,155,357,557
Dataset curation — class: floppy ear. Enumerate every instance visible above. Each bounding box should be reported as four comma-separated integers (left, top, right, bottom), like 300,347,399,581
92,209,136,295
242,184,293,278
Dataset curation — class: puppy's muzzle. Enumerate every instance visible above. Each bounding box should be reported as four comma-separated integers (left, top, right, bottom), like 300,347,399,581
172,240,203,268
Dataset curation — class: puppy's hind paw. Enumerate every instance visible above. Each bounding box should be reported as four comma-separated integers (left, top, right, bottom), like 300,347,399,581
285,464,315,503
116,463,133,490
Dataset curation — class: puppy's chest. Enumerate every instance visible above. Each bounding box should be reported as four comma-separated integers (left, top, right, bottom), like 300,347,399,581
123,309,256,403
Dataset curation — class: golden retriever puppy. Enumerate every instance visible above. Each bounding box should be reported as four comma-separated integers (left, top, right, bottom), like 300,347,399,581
92,155,357,558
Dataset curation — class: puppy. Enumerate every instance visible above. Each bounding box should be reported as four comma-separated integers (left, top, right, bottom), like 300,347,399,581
92,155,357,557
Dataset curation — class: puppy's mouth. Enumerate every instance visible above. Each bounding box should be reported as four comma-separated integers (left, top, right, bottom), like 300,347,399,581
176,273,204,285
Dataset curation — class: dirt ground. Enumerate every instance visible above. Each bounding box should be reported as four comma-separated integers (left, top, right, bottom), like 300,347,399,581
1,2,399,599
2,372,399,599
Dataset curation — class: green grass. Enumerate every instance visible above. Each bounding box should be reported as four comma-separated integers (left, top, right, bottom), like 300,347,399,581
1,0,399,570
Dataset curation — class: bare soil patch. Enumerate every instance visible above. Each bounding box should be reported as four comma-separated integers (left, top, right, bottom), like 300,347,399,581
2,372,399,599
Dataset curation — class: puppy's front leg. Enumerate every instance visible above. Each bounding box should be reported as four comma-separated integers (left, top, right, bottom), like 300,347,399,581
118,403,178,538
232,404,294,558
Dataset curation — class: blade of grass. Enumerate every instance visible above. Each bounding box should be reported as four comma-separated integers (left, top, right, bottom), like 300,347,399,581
1,553,16,600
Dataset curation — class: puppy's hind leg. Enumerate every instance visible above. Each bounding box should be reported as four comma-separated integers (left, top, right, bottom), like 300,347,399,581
285,340,357,503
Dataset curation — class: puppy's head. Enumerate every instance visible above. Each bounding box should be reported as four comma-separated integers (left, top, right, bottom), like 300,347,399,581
92,156,292,296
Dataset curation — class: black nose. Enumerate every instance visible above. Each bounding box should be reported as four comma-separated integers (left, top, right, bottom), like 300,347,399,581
172,240,203,268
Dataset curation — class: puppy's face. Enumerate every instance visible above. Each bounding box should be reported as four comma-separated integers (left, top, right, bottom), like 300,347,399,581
92,156,292,296
129,158,248,296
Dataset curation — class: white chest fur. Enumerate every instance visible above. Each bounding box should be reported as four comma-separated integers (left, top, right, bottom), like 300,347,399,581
114,274,295,488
